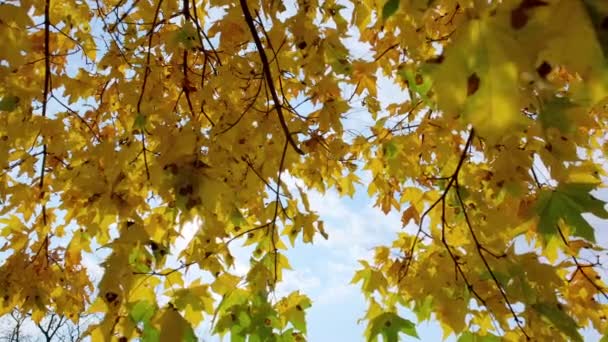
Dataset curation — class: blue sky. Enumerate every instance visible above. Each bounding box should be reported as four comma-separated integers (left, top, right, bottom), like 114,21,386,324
5,178,608,341
156,170,449,342
168,171,608,342
249,181,445,342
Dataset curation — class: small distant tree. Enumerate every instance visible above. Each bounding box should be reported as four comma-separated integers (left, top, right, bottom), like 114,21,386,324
0,309,98,342
0,310,32,342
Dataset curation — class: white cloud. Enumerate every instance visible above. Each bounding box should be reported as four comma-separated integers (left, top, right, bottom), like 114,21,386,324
82,251,104,283
276,267,321,298
306,186,401,261
315,282,360,306
313,261,361,306
172,218,200,256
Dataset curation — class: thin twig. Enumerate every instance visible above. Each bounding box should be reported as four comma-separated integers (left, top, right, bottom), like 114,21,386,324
135,0,164,180
226,222,272,245
454,178,527,338
557,227,608,301
374,44,399,62
191,0,221,69
50,94,101,142
401,129,475,279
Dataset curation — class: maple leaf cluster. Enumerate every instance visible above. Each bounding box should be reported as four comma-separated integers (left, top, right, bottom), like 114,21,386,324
2,0,608,340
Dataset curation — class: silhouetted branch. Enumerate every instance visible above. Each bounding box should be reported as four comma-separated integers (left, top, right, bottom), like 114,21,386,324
239,0,304,155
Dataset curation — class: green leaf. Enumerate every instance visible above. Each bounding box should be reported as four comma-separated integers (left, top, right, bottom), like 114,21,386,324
279,291,312,333
351,263,388,296
535,183,608,242
382,0,400,20
229,207,247,227
558,183,608,218
142,322,160,342
398,66,432,103
413,296,433,322
128,247,152,273
173,285,212,314
532,303,583,342
230,331,246,342
458,332,501,342
366,312,418,342
175,21,198,49
0,96,19,112
130,300,156,324
383,141,398,160
134,112,147,130
539,97,576,133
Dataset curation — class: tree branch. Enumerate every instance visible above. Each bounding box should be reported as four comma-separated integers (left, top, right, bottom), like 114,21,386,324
239,0,304,155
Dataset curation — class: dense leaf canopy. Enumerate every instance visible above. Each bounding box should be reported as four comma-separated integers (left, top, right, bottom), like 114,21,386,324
2,0,608,340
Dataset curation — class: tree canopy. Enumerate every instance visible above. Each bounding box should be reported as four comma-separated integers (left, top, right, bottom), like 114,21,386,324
2,0,608,340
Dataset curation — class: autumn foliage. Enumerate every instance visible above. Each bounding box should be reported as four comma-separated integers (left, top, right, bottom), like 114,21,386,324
2,0,608,340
